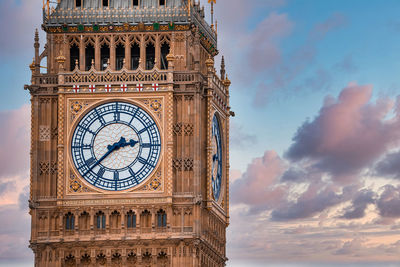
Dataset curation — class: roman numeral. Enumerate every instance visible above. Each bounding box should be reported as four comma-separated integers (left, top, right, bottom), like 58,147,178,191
86,157,96,166
141,143,160,148
95,109,106,125
138,156,148,165
97,168,105,177
114,112,120,122
129,168,139,184
78,125,96,135
138,124,155,134
114,171,119,181
129,108,139,124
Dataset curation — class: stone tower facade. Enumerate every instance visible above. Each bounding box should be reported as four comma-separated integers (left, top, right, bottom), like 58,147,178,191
26,0,231,266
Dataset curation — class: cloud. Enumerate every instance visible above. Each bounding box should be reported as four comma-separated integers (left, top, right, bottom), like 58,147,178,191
251,13,348,108
376,185,400,218
334,55,358,73
271,184,357,221
375,150,400,179
0,181,16,196
0,0,42,58
334,238,365,256
0,105,30,179
230,121,258,149
340,189,376,219
285,83,400,180
247,12,293,72
230,151,287,212
0,205,32,260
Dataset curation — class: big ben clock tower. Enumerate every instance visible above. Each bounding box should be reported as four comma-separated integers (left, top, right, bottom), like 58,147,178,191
25,0,231,266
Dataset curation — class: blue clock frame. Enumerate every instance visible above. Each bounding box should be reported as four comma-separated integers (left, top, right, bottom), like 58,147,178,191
211,114,223,201
71,101,161,191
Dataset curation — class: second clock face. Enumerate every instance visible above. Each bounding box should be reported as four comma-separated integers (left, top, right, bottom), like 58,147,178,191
211,114,222,201
71,101,161,191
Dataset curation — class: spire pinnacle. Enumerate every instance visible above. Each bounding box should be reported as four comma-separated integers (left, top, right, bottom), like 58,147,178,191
220,56,225,80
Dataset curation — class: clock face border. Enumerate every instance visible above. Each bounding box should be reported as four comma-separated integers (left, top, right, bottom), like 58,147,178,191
211,110,225,203
65,97,165,195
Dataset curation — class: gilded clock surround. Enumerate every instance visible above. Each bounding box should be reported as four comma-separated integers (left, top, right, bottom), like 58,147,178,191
65,96,166,195
27,1,231,266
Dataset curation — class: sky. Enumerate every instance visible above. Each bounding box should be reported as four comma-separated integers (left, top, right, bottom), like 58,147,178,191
1,0,400,266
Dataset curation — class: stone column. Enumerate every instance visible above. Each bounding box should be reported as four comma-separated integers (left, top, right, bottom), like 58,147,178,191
155,34,161,69
95,35,100,71
110,35,116,70
125,34,131,70
79,35,85,71
140,34,145,69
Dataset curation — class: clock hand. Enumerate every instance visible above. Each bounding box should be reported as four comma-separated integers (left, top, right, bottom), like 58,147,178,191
83,137,139,176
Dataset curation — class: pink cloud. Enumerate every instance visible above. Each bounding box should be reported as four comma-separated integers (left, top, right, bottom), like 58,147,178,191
286,83,400,180
231,151,287,211
247,12,293,72
0,105,30,179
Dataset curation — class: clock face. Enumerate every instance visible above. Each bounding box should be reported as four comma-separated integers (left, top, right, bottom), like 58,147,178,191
211,114,222,201
71,101,161,191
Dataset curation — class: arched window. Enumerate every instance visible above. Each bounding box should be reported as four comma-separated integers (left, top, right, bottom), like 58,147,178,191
76,0,82,8
65,212,75,230
131,43,140,70
110,210,120,229
85,44,95,71
133,0,139,7
100,44,110,71
103,0,109,7
160,43,170,70
159,0,165,6
127,252,137,263
127,211,136,228
79,211,90,230
141,210,151,227
70,44,79,71
115,44,125,70
157,209,167,227
146,43,155,70
81,254,91,265
96,211,106,229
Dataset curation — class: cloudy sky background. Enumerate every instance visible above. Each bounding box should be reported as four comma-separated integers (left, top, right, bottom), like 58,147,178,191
1,0,400,266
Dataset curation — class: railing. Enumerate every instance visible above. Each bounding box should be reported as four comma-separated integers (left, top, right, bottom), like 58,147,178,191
38,231,48,237
95,229,106,236
62,69,168,85
183,227,193,233
32,74,58,86
79,229,90,235
141,227,152,234
64,230,74,236
35,225,194,241
50,230,59,236
110,229,121,234
173,72,197,83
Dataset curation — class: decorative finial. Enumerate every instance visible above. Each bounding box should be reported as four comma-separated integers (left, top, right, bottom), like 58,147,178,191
107,58,110,67
75,59,79,70
223,74,231,88
208,0,216,29
56,50,66,71
205,55,214,73
91,59,95,69
29,58,35,72
122,58,126,68
220,56,225,80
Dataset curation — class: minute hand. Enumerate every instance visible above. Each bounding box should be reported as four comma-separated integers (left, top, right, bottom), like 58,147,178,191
83,137,138,176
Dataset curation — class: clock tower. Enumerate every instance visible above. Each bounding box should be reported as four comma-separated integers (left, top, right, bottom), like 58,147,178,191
25,0,231,266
